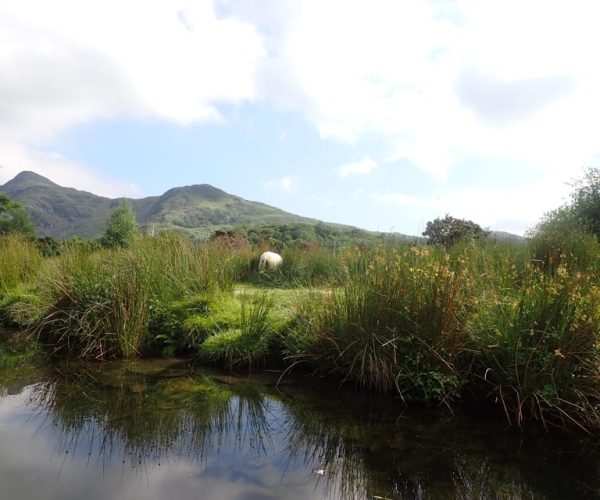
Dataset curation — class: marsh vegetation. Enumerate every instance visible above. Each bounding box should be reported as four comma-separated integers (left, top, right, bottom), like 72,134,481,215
1,168,600,434
0,226,600,434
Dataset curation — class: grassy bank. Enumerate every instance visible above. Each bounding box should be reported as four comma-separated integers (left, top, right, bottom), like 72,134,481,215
1,232,600,432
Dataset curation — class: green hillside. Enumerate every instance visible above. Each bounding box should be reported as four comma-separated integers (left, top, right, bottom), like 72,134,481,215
0,171,358,240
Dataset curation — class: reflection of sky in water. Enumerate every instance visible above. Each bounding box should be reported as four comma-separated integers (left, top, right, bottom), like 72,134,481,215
0,363,599,500
0,387,334,500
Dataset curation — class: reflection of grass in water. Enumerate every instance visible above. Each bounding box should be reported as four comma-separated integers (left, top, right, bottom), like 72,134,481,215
28,361,273,469
11,360,600,499
278,386,547,500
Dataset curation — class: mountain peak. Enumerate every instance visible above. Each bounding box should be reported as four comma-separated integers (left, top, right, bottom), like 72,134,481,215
4,171,57,188
160,183,227,202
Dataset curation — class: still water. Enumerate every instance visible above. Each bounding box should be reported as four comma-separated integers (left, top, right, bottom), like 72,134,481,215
0,358,599,499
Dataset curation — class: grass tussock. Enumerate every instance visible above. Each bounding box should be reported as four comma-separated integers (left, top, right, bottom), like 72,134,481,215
198,292,278,368
286,246,469,404
0,235,43,292
26,233,239,358
470,265,600,430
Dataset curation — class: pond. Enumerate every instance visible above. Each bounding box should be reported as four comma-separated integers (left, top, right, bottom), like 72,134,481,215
0,358,599,499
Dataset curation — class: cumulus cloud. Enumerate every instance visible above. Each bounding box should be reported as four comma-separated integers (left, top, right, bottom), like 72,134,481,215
226,0,600,180
2,0,600,198
456,69,576,127
338,156,378,177
0,0,265,193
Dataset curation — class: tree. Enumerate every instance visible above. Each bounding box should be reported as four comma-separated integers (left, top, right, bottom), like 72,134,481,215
531,168,600,240
100,201,139,248
0,194,35,237
568,167,600,237
422,214,488,247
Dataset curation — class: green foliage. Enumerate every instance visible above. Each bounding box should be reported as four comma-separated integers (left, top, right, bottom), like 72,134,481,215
26,234,236,358
0,193,35,237
0,235,43,292
469,265,600,430
286,246,469,402
3,221,600,431
244,246,341,287
199,293,277,368
532,168,600,244
35,236,61,257
100,201,139,248
238,222,415,250
569,167,600,237
423,214,488,247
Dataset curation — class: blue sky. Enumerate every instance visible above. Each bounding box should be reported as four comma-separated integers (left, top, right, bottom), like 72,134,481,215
1,0,600,235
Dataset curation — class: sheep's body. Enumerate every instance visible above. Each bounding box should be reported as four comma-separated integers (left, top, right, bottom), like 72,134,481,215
259,251,283,272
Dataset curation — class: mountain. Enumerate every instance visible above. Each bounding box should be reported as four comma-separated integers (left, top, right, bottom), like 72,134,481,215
0,171,327,239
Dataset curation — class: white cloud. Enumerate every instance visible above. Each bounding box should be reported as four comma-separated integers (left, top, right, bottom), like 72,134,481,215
2,0,600,201
228,0,600,180
372,170,576,235
338,156,378,177
0,142,143,198
0,0,266,191
0,0,265,136
266,176,296,192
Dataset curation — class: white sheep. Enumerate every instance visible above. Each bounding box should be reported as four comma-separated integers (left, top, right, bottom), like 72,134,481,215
258,251,283,272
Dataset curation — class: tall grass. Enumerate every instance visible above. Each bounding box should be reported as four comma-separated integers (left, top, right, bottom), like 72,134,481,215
285,246,470,404
0,235,43,292
29,233,238,358
3,229,600,430
284,239,600,430
469,264,600,430
244,246,340,287
198,292,277,368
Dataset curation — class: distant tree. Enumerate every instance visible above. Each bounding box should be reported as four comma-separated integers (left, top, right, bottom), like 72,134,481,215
100,201,139,248
423,214,488,247
0,194,36,237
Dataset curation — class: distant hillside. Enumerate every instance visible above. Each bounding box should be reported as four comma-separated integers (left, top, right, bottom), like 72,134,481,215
0,172,362,240
489,230,525,245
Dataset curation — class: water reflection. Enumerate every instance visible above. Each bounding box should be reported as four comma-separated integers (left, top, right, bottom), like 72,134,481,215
0,359,599,499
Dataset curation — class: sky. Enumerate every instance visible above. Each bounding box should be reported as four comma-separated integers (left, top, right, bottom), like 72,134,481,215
1,0,600,236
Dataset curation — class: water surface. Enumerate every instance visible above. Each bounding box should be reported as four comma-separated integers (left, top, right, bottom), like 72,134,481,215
0,358,599,499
